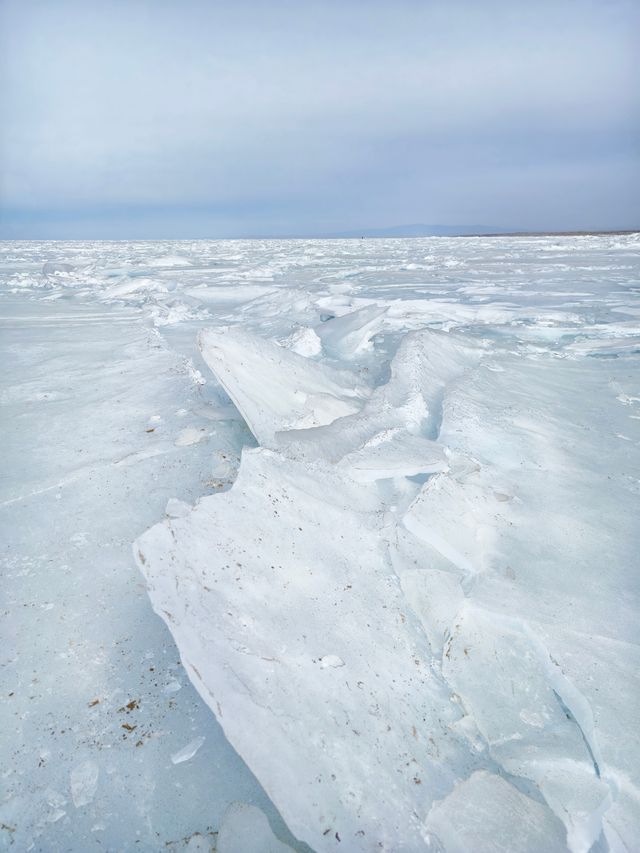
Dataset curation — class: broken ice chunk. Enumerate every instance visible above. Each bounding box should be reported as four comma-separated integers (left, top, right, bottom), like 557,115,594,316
43,261,74,275
174,427,207,447
70,760,99,807
314,304,387,358
441,605,611,851
283,326,322,357
318,655,345,668
165,498,192,518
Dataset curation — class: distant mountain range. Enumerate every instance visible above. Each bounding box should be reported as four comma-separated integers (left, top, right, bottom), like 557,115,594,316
326,223,515,238
320,224,638,239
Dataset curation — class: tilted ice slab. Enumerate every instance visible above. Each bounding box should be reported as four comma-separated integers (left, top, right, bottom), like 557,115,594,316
198,326,366,447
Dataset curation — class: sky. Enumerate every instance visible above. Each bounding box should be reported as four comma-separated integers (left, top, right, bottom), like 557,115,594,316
1,0,638,239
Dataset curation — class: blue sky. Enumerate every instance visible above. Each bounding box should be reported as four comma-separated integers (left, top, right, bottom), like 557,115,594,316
1,0,638,238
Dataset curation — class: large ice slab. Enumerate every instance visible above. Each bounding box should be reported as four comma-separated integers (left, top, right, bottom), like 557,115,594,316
136,313,640,852
395,351,640,851
136,447,478,851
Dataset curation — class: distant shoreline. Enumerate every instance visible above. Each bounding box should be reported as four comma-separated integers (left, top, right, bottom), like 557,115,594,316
468,229,639,238
1,229,638,243
322,229,640,239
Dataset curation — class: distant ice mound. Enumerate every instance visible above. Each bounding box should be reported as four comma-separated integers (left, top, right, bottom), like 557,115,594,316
146,254,194,267
42,261,74,275
136,313,639,852
314,303,388,358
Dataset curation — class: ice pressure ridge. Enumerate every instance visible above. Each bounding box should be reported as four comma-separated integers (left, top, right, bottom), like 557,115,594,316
135,315,638,852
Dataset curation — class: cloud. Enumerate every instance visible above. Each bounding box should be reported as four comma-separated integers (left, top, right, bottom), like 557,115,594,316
1,0,638,236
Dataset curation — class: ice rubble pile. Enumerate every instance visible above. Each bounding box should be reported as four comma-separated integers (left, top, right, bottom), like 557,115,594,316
135,309,639,853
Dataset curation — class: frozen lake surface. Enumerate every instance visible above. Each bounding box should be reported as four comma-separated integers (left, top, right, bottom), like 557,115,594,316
1,236,639,852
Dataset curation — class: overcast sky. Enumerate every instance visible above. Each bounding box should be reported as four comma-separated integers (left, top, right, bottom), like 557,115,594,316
1,0,638,238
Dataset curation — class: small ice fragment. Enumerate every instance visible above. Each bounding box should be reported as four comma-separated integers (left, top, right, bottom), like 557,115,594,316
164,678,182,693
47,809,66,823
171,736,205,764
175,427,207,447
319,655,345,669
285,326,322,357
165,498,192,518
70,760,99,807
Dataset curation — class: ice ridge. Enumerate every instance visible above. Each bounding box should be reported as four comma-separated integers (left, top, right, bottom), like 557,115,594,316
135,312,638,852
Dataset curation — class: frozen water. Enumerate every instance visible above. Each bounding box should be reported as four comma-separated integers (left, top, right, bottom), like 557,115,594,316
1,234,639,852
217,802,295,853
0,293,305,851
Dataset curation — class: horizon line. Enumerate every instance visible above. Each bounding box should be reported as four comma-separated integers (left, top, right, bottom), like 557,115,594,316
1,228,638,243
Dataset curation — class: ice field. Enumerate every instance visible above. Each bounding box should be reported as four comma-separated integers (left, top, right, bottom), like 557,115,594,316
1,235,639,852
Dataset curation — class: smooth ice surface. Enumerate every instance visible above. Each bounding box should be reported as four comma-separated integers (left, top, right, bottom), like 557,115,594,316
0,295,307,850
2,235,640,852
217,802,295,853
424,771,568,853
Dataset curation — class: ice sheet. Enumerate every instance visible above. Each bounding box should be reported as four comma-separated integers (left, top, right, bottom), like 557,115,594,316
2,234,639,852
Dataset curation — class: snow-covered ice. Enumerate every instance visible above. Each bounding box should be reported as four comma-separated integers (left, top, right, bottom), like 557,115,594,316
1,235,639,852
